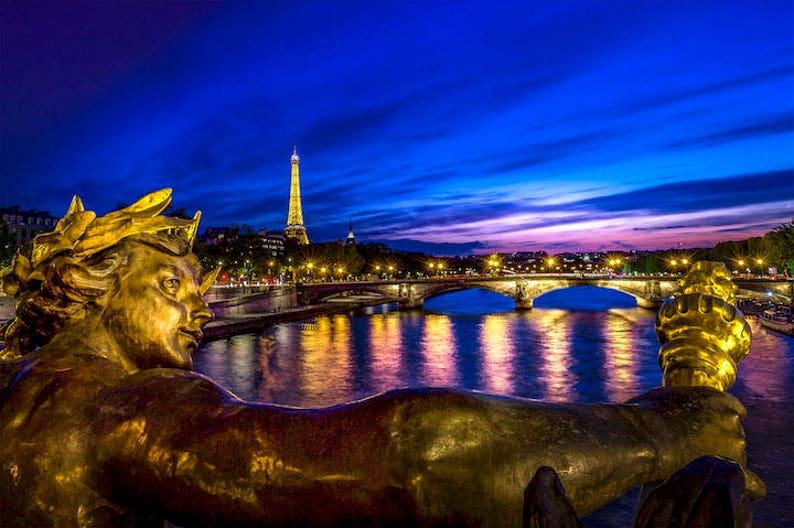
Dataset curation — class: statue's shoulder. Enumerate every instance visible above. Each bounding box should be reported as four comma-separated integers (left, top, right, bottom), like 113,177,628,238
34,351,127,379
116,367,242,405
1,352,126,401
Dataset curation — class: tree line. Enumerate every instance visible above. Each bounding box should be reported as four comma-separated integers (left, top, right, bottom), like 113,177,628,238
1,218,792,279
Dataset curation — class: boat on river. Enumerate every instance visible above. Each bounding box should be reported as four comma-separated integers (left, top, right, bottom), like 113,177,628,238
759,305,794,336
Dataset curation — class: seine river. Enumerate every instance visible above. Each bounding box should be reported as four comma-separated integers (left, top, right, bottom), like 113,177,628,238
194,287,794,527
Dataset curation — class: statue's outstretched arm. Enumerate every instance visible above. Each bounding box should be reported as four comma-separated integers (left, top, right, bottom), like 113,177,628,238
92,370,752,526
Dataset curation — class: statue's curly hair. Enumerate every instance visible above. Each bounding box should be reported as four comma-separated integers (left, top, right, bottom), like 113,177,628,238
0,189,214,359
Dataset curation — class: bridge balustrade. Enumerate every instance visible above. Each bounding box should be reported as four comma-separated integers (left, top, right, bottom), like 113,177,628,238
294,276,792,310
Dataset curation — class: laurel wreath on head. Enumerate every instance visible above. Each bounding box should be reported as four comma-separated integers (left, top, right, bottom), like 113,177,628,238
1,188,218,299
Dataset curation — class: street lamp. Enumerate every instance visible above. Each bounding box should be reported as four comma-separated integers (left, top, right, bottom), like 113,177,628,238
487,257,501,275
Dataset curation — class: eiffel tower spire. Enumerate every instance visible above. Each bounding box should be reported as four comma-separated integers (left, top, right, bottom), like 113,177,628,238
285,145,309,244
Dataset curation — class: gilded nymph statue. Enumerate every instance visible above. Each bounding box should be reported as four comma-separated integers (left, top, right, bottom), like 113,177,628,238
0,190,763,527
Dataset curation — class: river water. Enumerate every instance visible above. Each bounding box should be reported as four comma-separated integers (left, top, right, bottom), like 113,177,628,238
194,287,794,527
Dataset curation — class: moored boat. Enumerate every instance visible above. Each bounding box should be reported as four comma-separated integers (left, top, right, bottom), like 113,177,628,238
759,305,794,336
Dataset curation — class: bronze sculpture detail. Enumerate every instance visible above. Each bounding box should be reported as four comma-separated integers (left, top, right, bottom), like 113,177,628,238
656,261,752,392
0,190,763,526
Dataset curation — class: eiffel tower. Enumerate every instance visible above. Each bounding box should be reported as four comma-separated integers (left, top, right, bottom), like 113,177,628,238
284,146,309,244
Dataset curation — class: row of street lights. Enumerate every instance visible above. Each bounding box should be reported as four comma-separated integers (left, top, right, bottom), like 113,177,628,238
303,262,348,281
219,253,775,284
735,258,766,275
670,258,765,273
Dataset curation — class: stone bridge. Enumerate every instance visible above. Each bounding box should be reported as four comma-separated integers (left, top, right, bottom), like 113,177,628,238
297,275,793,310
298,276,679,310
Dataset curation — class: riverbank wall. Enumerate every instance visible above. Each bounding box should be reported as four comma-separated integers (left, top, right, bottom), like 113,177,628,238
208,286,298,318
203,302,370,340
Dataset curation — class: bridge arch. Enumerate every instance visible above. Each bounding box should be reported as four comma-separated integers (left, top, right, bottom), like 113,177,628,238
421,285,513,303
532,285,638,309
316,291,395,303
298,282,401,305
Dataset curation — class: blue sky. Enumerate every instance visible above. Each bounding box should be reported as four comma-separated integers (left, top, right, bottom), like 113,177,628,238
2,0,793,255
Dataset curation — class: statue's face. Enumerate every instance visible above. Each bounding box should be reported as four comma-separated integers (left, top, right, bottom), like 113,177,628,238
102,242,213,371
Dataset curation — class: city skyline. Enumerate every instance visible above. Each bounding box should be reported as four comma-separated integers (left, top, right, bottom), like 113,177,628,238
2,1,793,255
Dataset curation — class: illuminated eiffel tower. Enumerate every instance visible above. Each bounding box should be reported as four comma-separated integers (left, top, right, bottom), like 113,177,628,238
284,146,309,244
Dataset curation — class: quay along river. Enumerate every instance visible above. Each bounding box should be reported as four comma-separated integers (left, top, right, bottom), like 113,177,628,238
194,287,794,527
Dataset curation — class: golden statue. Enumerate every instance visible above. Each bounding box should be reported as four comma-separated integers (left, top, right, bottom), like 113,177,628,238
0,190,763,527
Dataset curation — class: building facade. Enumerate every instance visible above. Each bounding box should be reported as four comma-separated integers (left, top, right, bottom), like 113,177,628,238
1,206,60,248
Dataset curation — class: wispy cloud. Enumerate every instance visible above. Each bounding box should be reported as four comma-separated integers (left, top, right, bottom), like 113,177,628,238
667,113,794,149
2,1,792,254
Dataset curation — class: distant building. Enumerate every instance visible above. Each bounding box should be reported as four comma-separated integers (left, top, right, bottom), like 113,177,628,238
200,226,240,246
260,230,286,258
0,206,60,248
368,242,391,253
346,221,355,246
200,226,285,258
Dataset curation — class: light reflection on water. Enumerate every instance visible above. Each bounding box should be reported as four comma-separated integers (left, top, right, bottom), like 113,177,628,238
301,315,353,406
422,314,458,387
369,312,404,392
194,287,794,527
195,288,661,406
479,314,514,394
602,311,643,402
531,309,576,402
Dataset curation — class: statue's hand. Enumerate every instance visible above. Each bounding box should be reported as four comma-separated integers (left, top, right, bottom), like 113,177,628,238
630,387,766,500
